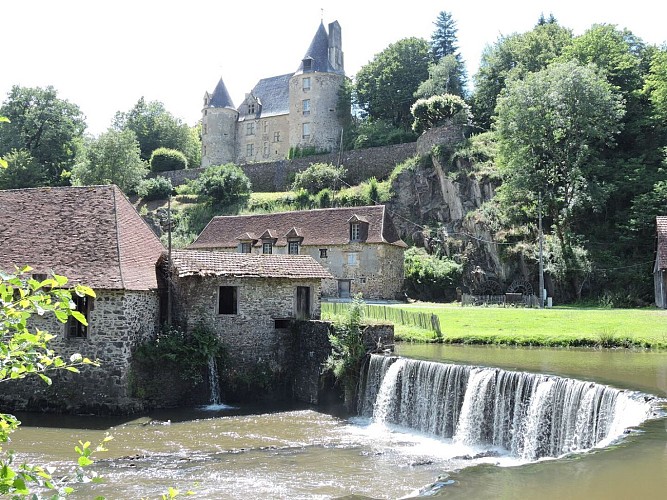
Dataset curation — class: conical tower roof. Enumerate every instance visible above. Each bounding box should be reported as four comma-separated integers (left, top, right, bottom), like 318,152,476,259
208,77,235,109
297,22,338,74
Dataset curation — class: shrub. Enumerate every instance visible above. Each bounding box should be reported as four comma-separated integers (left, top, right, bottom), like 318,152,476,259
150,147,187,172
137,176,174,201
316,188,333,208
411,94,471,134
292,162,346,194
403,246,463,301
194,163,251,209
353,119,417,149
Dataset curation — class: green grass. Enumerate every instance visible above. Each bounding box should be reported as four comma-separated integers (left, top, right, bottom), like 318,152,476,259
387,303,667,348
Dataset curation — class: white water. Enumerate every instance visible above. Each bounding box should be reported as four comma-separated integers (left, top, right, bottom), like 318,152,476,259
359,354,654,460
201,357,235,411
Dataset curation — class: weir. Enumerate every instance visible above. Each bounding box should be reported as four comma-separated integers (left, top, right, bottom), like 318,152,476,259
358,354,653,460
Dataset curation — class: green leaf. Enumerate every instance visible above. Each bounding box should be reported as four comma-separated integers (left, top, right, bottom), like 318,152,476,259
77,455,93,467
70,310,88,326
38,373,53,385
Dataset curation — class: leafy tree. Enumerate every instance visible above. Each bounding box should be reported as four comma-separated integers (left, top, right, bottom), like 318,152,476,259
137,176,174,201
0,149,48,189
411,94,471,134
415,54,467,99
472,19,573,129
113,97,201,167
430,11,459,61
71,128,148,194
495,61,624,296
403,247,463,301
428,11,467,96
0,85,86,184
352,119,417,149
150,147,188,172
291,162,346,194
643,47,667,122
354,37,430,129
195,163,251,209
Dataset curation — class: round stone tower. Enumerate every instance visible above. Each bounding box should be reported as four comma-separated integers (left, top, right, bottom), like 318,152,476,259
289,21,347,154
201,78,239,167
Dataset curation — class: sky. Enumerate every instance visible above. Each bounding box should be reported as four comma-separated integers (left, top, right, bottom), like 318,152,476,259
2,0,666,136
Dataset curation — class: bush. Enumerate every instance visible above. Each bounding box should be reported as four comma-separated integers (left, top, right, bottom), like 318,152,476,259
411,94,471,134
150,147,187,172
137,176,174,201
292,162,346,194
404,246,463,301
195,163,251,209
353,119,417,149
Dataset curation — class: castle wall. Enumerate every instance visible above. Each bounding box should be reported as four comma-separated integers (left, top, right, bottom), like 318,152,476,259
202,107,239,167
235,114,290,164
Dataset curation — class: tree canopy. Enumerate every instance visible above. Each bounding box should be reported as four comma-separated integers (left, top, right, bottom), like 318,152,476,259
427,11,467,97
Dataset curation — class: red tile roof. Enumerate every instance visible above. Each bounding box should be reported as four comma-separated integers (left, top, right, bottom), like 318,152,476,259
170,250,333,279
657,216,667,270
0,185,165,290
189,205,407,250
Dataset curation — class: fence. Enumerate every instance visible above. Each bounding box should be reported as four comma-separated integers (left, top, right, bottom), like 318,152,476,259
322,302,441,337
461,293,539,308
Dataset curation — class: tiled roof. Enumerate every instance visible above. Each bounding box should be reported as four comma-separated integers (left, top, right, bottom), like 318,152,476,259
189,205,408,250
657,216,667,270
239,74,291,119
0,185,165,290
296,22,343,74
170,250,333,279
208,78,235,109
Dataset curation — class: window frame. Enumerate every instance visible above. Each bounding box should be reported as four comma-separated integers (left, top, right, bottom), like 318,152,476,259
218,286,238,315
288,241,299,255
262,242,273,254
246,143,254,157
240,242,252,254
350,222,361,241
302,122,310,139
302,99,311,116
246,122,255,135
303,77,311,91
319,248,328,259
67,295,92,339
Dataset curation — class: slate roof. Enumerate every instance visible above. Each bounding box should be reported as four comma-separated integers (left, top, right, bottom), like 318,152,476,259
0,185,165,290
296,22,340,74
208,78,235,109
238,74,292,119
170,250,333,279
656,216,667,270
189,205,408,250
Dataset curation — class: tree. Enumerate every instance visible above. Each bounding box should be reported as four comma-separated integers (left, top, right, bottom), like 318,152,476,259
195,163,251,209
428,11,467,97
472,19,573,129
643,47,667,122
0,85,86,184
71,128,148,194
354,38,430,130
291,162,346,194
150,147,188,172
0,149,48,189
113,97,201,167
430,11,459,61
495,61,624,296
414,55,467,99
411,94,471,134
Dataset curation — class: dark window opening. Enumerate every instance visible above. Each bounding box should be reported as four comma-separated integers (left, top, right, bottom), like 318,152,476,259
263,242,273,254
274,319,291,329
240,242,252,253
219,286,238,315
296,286,311,320
319,248,328,258
67,295,92,338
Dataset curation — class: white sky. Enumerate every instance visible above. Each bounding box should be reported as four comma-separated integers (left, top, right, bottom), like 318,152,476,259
2,0,665,136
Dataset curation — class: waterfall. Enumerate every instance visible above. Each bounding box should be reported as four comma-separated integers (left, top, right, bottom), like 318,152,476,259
358,354,654,460
208,357,221,405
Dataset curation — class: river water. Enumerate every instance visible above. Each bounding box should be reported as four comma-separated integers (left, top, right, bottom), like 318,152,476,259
9,345,667,499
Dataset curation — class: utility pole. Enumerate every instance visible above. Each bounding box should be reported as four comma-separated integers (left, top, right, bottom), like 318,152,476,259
167,195,173,326
538,192,544,309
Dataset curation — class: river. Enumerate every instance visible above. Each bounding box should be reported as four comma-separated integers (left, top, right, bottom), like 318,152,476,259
9,345,667,499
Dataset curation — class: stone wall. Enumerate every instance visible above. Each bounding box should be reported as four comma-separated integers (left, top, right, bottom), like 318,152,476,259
157,142,417,192
0,290,160,414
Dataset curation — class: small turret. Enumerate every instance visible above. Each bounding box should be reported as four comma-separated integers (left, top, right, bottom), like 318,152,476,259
201,78,239,167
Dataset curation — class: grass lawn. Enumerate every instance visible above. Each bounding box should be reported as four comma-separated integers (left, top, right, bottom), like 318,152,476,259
389,303,667,348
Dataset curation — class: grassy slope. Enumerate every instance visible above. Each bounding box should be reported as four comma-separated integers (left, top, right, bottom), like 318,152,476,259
389,303,667,348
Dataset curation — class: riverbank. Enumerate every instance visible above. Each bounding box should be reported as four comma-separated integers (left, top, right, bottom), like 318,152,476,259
392,303,667,348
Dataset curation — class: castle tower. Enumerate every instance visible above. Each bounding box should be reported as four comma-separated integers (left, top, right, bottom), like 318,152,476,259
288,21,347,154
201,78,239,167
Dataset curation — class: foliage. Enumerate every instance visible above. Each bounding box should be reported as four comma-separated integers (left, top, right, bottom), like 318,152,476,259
644,47,667,122
137,176,174,201
194,163,251,209
335,178,391,208
411,94,471,134
150,147,188,172
113,97,201,168
315,188,333,208
0,267,107,498
0,85,86,185
133,323,225,385
449,131,500,180
354,37,430,130
403,247,464,301
430,10,460,62
352,119,417,149
0,148,48,189
414,55,467,100
323,295,367,395
291,162,346,194
71,128,148,194
287,145,326,159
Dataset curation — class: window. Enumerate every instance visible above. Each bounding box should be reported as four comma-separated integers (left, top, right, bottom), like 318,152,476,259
288,241,299,255
67,295,92,338
303,77,311,91
263,242,273,254
203,124,207,135
218,286,237,315
263,142,270,157
248,103,255,114
273,131,281,142
347,252,359,266
319,248,328,259
302,122,310,139
240,242,252,253
203,145,207,156
246,143,254,157
296,286,311,319
246,122,255,135
263,121,268,133
302,99,310,116
350,222,361,241
274,319,290,329
303,59,312,72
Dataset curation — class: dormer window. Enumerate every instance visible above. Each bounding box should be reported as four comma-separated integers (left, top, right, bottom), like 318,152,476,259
248,103,255,114
263,242,273,254
288,241,299,255
350,222,361,241
348,214,369,242
240,242,252,253
303,58,313,73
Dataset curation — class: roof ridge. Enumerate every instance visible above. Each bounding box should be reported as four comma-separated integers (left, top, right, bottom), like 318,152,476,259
111,186,126,289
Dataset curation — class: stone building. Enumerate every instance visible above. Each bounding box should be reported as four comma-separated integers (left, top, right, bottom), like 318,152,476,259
655,216,667,309
201,20,347,167
188,205,408,300
167,250,332,374
0,185,165,413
